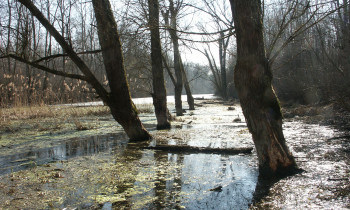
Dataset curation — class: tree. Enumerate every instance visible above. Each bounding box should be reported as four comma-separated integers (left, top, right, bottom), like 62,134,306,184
229,0,298,176
193,0,233,99
16,0,151,141
218,31,230,100
180,57,195,110
260,0,348,104
162,0,195,115
148,0,171,129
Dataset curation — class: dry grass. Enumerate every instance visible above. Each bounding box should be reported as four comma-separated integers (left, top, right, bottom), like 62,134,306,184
0,105,110,122
135,103,154,114
0,103,155,131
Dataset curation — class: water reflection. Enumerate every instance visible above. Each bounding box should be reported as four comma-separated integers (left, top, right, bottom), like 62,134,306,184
179,154,258,209
126,151,258,209
0,133,129,175
1,97,260,209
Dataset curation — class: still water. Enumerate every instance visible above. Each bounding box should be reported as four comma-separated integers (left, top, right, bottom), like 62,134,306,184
1,95,347,209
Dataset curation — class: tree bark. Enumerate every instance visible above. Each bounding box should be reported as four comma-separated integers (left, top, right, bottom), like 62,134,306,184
180,58,195,110
18,0,151,141
230,0,297,176
169,0,183,116
92,0,151,140
219,32,228,100
148,0,171,129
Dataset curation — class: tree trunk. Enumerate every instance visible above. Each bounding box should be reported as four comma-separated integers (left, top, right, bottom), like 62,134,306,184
219,32,227,100
230,0,297,176
169,0,183,116
180,58,195,110
344,0,350,78
18,0,151,141
171,33,183,116
203,49,222,94
6,0,12,74
148,0,171,129
92,0,151,140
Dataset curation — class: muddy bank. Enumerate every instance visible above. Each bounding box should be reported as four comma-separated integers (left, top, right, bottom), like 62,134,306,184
0,99,349,209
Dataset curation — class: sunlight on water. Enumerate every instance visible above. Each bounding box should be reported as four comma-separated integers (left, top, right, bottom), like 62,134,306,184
1,97,348,209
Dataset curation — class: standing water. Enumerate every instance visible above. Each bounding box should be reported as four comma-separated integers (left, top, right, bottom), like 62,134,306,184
0,95,348,209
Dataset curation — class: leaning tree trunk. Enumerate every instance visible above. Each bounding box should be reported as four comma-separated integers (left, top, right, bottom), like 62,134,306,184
92,0,151,140
148,0,171,129
180,58,195,110
230,0,297,176
18,0,150,141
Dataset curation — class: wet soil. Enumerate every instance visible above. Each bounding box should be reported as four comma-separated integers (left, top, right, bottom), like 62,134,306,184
0,98,349,209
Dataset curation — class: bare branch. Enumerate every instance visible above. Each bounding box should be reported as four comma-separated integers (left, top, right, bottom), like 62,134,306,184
33,49,102,63
17,0,109,101
269,4,343,65
1,54,88,81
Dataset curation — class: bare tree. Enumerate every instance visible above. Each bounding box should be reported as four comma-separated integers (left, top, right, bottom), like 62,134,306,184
15,0,151,140
162,0,195,115
148,0,171,129
261,0,349,104
199,0,233,99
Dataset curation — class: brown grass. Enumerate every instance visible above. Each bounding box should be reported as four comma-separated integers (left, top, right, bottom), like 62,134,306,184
0,103,155,130
0,105,111,122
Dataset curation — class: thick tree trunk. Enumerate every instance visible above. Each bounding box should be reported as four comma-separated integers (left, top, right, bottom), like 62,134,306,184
92,0,151,140
230,0,297,176
148,0,171,129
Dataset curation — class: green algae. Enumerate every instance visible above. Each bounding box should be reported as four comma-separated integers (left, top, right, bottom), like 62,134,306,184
0,116,125,157
0,103,155,149
0,99,263,209
0,147,186,209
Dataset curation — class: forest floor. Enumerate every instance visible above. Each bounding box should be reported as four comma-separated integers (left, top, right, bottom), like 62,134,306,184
0,98,349,209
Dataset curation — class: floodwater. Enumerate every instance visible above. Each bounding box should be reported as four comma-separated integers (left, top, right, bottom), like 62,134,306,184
60,94,211,107
0,96,349,209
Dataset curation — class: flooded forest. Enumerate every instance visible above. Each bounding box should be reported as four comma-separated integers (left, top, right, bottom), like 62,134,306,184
0,0,349,209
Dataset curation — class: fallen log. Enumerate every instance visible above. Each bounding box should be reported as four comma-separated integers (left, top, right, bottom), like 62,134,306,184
143,145,253,155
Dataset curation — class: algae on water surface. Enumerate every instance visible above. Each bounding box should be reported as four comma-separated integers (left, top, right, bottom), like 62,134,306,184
0,99,349,209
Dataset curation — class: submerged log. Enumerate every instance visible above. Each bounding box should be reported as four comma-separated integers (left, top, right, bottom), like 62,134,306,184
144,145,253,155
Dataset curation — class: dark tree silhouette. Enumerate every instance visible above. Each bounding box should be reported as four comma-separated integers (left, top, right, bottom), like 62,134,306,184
229,0,298,176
